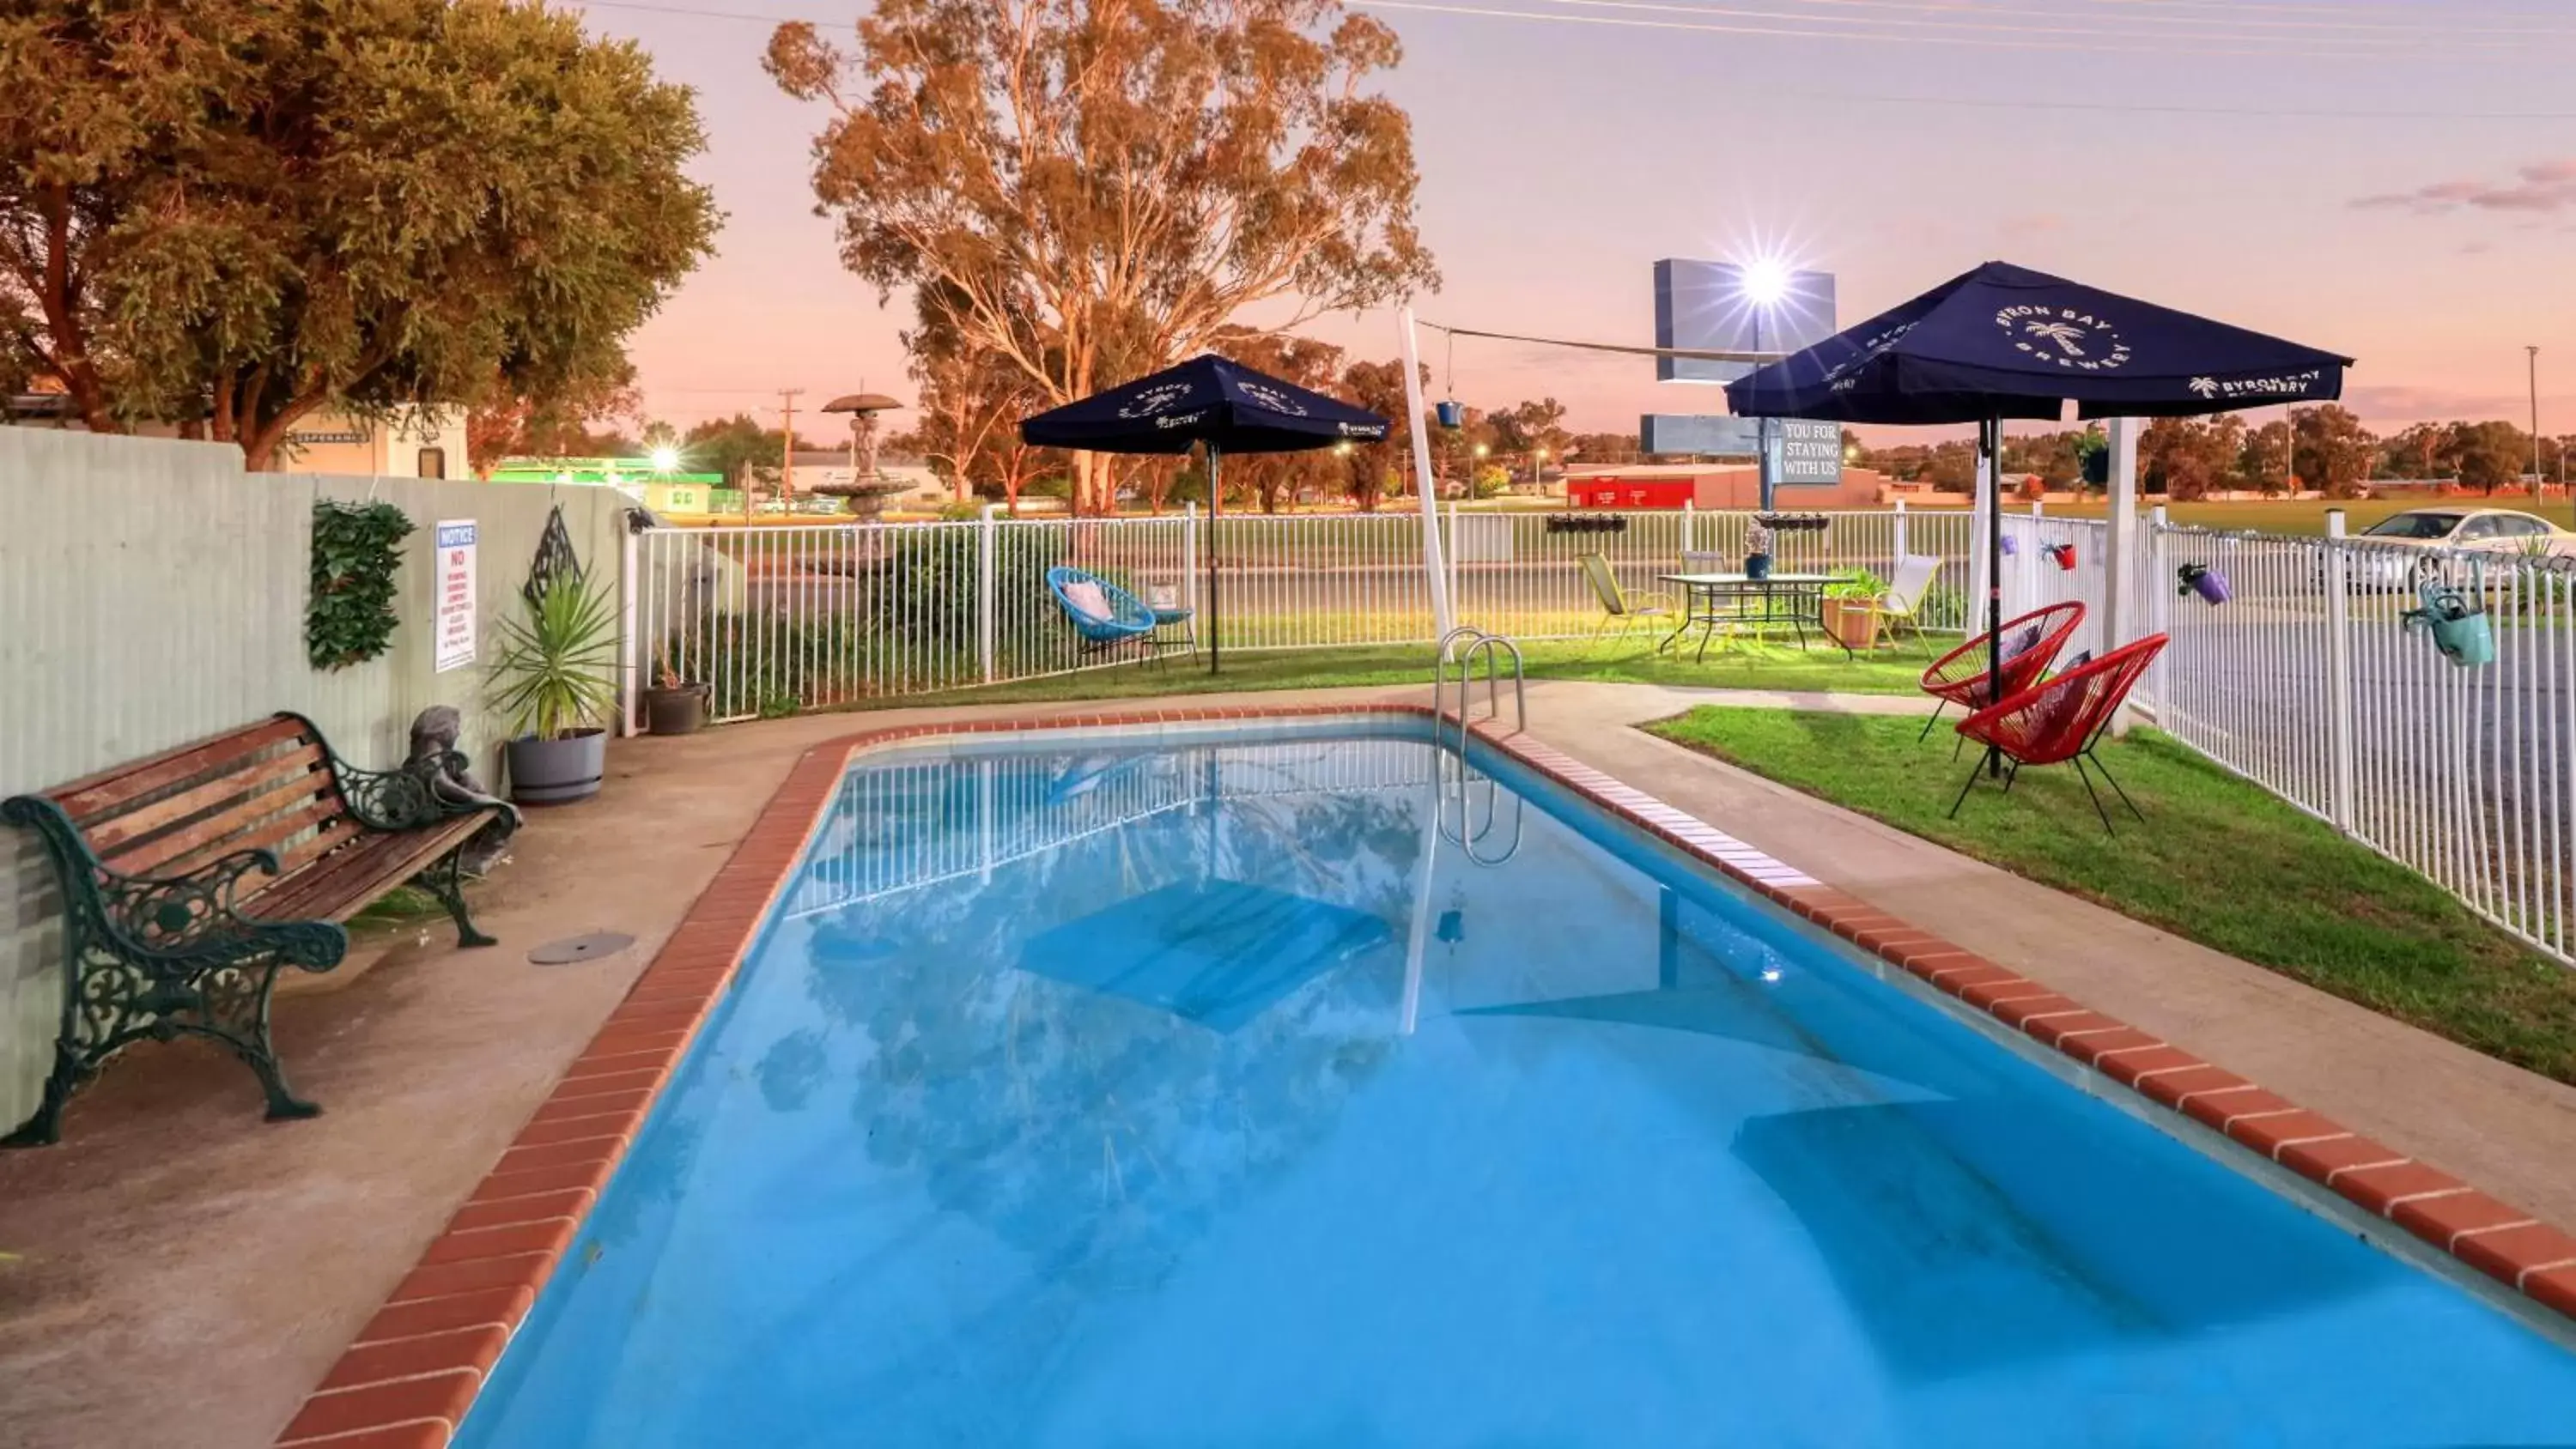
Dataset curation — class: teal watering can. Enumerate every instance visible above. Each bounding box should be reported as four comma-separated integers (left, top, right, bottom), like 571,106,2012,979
2400,576,2494,668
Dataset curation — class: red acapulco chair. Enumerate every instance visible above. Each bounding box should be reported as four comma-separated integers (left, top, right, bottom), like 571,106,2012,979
1917,601,2087,744
1927,602,2081,741
1948,634,2172,832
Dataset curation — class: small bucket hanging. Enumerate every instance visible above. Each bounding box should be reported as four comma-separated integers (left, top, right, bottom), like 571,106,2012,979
1433,333,1465,431
2046,543,2077,572
2401,577,2494,668
2177,563,2231,605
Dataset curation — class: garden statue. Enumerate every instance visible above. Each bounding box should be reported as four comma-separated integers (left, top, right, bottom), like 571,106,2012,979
405,706,522,873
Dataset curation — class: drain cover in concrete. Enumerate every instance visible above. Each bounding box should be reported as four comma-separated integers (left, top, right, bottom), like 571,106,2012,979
529,931,636,966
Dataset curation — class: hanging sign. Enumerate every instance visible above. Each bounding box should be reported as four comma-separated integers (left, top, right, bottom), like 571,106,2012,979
1774,420,1844,485
434,519,477,673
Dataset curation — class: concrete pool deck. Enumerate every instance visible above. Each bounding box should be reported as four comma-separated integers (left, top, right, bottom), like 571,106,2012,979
1,680,2572,1448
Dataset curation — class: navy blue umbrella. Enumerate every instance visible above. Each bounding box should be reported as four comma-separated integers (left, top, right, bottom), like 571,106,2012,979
1723,260,2353,425
1021,354,1391,673
1725,261,2353,764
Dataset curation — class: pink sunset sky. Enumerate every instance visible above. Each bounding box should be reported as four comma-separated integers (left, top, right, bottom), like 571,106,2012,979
582,0,2576,444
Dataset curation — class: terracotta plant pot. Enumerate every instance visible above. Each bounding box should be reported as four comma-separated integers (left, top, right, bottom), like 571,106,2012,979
1821,597,1880,651
643,684,709,736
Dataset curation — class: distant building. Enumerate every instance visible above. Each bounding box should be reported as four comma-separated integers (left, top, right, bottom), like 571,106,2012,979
4,395,467,478
272,406,469,479
1563,462,1891,510
486,456,726,515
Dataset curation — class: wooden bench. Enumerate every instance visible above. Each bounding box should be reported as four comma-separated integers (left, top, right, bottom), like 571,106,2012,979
1,712,516,1146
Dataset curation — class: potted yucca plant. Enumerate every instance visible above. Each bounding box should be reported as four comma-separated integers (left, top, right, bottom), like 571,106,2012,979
490,573,619,804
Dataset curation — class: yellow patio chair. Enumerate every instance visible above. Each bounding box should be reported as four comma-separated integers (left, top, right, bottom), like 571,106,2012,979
1856,553,1944,658
1579,552,1673,652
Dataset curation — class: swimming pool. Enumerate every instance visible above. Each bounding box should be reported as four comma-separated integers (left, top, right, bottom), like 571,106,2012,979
452,716,2576,1447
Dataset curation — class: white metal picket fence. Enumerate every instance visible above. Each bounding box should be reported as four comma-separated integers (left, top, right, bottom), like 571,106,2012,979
1996,507,2576,964
628,505,1983,722
1998,512,2124,665
630,501,2576,966
2145,525,2576,963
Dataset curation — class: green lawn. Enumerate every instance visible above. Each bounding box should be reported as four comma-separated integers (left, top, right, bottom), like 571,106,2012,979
1647,707,2576,1087
835,637,1932,712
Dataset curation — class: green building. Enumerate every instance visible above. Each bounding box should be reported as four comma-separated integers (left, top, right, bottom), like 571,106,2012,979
486,457,736,517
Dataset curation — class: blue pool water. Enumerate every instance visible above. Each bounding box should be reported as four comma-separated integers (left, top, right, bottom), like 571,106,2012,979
458,720,2576,1448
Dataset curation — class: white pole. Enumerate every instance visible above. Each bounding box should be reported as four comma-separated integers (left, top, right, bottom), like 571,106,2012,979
1183,501,1200,618
1399,305,1456,640
977,503,999,684
1968,452,1993,636
2325,508,2357,831
2023,494,2043,620
2148,504,2172,715
2104,417,2140,737
620,523,641,737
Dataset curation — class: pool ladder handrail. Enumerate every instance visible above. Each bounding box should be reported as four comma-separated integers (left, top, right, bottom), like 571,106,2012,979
1431,627,1527,865
1432,626,1526,750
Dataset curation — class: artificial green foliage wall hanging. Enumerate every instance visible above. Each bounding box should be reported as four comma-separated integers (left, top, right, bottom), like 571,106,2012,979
307,500,416,670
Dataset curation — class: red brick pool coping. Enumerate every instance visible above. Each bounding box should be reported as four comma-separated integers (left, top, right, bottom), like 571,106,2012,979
274,702,2576,1446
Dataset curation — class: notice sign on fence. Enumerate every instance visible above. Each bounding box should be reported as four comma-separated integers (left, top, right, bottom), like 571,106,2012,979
434,519,477,673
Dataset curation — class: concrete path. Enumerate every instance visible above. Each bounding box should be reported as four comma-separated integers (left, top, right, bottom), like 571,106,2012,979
1,679,2571,1449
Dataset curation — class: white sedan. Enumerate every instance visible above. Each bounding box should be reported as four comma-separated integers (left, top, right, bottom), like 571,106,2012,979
2348,507,2576,589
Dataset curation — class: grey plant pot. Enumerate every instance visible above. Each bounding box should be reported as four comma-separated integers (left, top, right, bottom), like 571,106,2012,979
505,729,606,805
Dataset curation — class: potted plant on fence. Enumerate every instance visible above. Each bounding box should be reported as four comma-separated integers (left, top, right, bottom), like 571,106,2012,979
642,645,709,736
1820,569,1886,652
491,573,619,804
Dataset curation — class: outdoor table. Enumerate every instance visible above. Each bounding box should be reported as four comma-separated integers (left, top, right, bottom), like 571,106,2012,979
1656,572,1850,661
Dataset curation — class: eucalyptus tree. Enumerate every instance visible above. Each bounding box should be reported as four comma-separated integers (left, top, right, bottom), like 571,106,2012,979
766,0,1437,513
3,0,717,468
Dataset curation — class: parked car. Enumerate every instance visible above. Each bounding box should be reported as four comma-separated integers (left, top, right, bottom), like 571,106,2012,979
2346,507,2576,590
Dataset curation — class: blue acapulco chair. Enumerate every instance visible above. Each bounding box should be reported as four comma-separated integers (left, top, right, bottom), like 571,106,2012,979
1046,566,1158,658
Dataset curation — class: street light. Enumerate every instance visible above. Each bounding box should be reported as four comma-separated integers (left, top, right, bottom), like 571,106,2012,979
2530,345,2546,511
1735,254,1797,508
1737,257,1792,309
1532,446,1547,490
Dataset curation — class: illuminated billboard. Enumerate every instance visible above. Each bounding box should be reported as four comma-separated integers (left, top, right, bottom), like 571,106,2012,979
1651,259,1838,385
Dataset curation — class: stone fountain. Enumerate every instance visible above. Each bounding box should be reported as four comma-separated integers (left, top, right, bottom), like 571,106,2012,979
813,392,908,523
